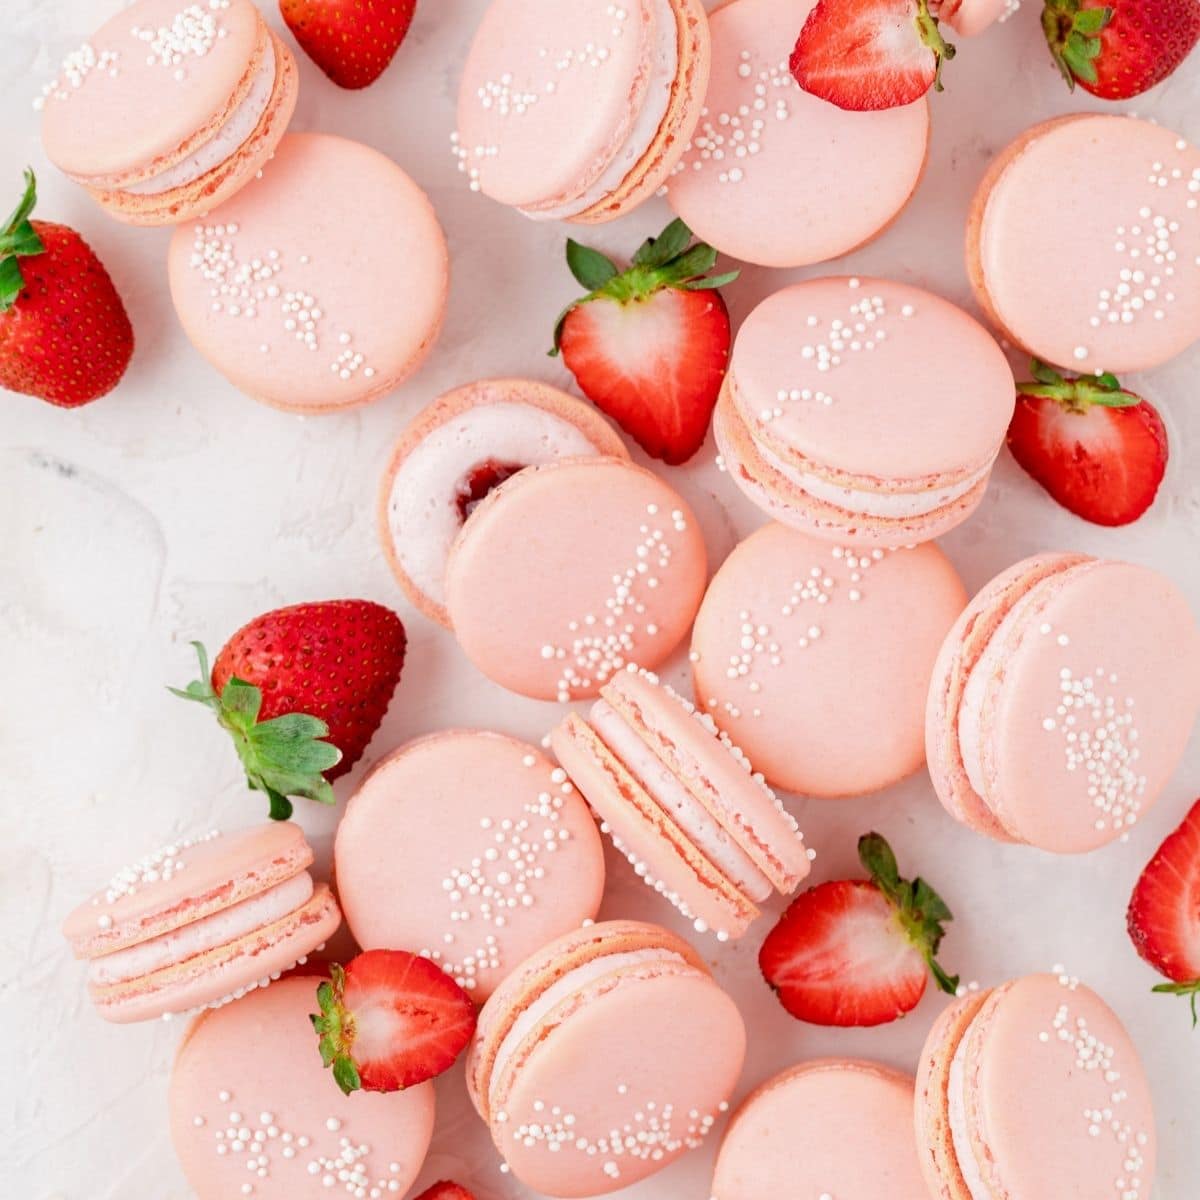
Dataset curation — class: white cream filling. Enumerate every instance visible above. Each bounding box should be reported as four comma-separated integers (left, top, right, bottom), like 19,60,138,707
755,435,994,519
489,948,685,1107
118,46,276,196
589,700,772,901
947,1018,991,1200
387,402,600,607
87,871,313,985
522,0,679,220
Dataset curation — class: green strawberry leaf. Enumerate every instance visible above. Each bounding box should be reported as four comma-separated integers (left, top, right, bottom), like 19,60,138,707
566,239,619,291
0,168,45,313
1019,358,1141,411
311,965,363,1096
633,217,692,268
1152,979,1200,1028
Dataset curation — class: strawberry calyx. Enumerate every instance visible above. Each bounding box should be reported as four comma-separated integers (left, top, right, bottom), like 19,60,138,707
549,217,738,354
916,0,957,92
858,832,959,995
0,168,46,313
169,641,341,821
1152,978,1200,1028
311,964,364,1095
1018,358,1141,413
1041,0,1113,88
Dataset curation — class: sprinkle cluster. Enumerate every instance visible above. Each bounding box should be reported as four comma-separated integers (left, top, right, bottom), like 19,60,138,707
132,0,232,80
93,830,220,912
33,44,121,110
194,1089,411,1196
418,759,576,994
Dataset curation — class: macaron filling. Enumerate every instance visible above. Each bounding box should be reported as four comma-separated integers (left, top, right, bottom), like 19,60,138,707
87,870,314,986
589,699,774,901
522,0,679,220
946,1023,992,1200
386,402,601,606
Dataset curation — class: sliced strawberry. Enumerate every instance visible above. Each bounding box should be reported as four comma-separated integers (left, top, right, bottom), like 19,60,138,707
1127,799,1200,1026
550,218,738,466
789,0,956,111
414,1184,478,1200
759,833,958,1027
456,459,524,522
311,951,477,1095
1008,360,1168,527
280,0,417,89
1042,0,1200,100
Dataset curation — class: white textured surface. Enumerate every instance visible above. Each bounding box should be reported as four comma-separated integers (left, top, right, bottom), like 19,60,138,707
3,2,1198,1197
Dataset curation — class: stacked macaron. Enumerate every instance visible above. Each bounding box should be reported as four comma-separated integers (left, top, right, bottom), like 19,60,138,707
62,822,340,1023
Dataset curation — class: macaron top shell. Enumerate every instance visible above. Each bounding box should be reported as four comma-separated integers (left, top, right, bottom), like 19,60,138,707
167,132,448,411
169,975,436,1199
445,457,708,700
334,730,606,999
666,0,929,268
41,0,262,182
730,278,1014,481
975,115,1200,372
711,1059,928,1200
964,975,1156,1200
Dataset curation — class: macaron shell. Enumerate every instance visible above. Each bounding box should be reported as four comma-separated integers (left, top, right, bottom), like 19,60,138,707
168,132,448,412
666,0,929,267
92,883,340,1023
445,458,708,700
968,114,1200,372
63,822,312,959
41,0,262,182
692,523,967,797
711,1059,928,1199
334,730,606,1000
982,560,1200,851
963,976,1156,1200
377,378,629,628
169,975,436,1199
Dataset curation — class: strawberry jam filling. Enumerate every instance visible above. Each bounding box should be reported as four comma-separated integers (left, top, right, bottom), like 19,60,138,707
455,460,525,523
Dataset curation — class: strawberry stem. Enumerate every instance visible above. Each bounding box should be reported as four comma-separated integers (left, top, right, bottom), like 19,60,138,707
310,965,364,1095
1152,979,1200,1028
0,168,46,313
1018,358,1141,412
1041,0,1112,88
915,0,956,93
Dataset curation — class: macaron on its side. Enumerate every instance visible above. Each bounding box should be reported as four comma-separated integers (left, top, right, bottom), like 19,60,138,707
378,379,629,628
334,730,607,1000
169,975,436,1199
444,457,708,700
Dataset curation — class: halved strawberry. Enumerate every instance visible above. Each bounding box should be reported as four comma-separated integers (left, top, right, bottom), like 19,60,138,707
1008,360,1168,527
1127,799,1200,1026
550,218,738,466
310,951,477,1095
414,1184,478,1200
789,0,956,111
759,833,958,1027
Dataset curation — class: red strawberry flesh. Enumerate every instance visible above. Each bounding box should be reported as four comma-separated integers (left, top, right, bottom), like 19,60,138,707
280,0,416,89
456,460,525,523
414,1184,478,1200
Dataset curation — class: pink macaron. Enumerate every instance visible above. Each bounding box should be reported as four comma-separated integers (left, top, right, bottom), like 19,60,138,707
552,665,811,941
455,0,711,224
167,132,448,412
169,974,436,1199
445,457,708,701
967,114,1200,373
39,0,298,225
712,1059,928,1199
466,919,746,1197
915,973,1157,1200
61,822,341,1024
717,278,1014,546
665,0,929,268
334,730,606,1001
692,523,967,797
378,378,629,628
926,552,1200,853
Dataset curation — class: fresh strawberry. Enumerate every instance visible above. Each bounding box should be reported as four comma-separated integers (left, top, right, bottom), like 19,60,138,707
1127,799,1200,1026
550,218,738,465
310,951,477,1095
171,600,406,819
759,833,958,1027
1008,360,1168,527
414,1184,478,1200
1042,0,1200,99
0,169,133,407
280,0,417,89
789,0,956,110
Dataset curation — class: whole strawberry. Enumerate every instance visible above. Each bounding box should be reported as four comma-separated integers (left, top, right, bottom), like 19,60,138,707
1127,798,1200,1026
1008,360,1168,527
414,1183,478,1200
1042,0,1200,98
550,218,738,466
759,833,958,1027
171,600,406,819
280,0,417,89
311,951,477,1095
0,169,133,407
